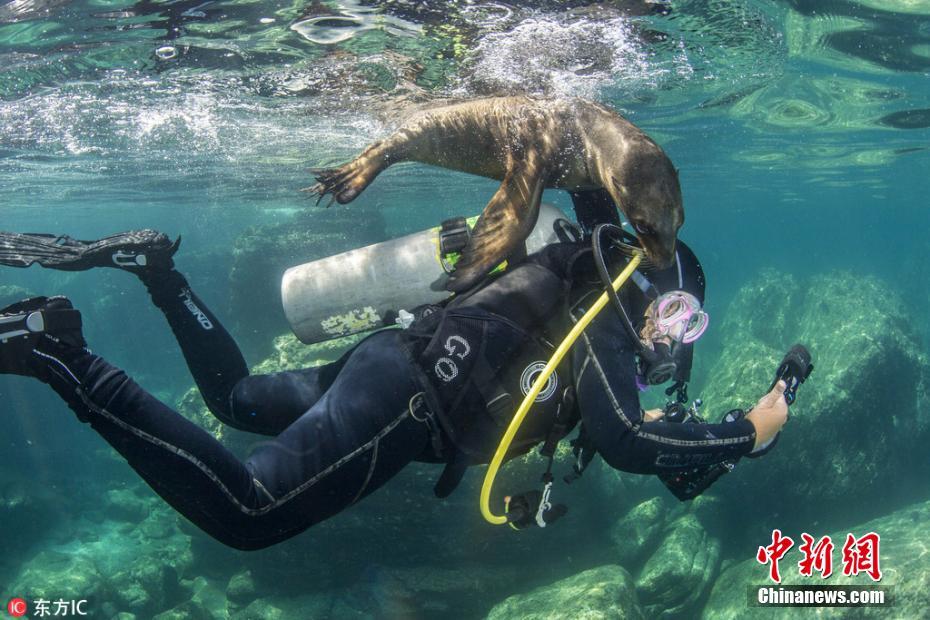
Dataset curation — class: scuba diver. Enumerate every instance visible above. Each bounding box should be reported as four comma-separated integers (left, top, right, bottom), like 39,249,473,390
0,203,803,548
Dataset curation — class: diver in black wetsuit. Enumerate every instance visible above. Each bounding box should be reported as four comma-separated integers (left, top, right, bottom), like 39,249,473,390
0,226,789,549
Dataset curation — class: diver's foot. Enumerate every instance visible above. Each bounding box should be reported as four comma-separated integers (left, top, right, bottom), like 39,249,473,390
0,230,180,274
0,296,86,377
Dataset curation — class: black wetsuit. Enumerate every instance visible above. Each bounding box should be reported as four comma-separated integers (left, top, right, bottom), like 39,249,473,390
30,244,755,550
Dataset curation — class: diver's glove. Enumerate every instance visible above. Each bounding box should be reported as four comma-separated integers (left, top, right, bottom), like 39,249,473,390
504,490,568,529
744,344,813,459
772,344,813,406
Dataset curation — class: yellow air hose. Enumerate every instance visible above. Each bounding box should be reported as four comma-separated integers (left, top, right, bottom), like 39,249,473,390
480,253,643,525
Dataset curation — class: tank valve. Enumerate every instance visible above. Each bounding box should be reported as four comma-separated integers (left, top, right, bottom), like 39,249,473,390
395,309,415,329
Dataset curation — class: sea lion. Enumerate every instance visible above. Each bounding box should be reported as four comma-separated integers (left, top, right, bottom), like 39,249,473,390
308,96,683,292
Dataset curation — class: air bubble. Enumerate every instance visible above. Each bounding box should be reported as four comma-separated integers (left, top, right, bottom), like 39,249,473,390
155,46,178,61
291,16,365,45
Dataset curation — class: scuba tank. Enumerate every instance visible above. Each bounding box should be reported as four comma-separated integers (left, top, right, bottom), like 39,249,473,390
281,203,570,345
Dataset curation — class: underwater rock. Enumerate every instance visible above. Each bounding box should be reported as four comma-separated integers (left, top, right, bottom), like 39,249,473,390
636,514,721,619
0,284,33,305
8,498,196,617
186,575,229,618
231,594,339,619
231,600,284,620
335,563,538,617
697,269,930,547
138,508,181,540
104,486,154,522
486,564,643,620
249,331,363,376
176,385,229,446
151,599,212,620
154,575,229,620
111,556,183,614
231,599,287,620
609,496,670,569
704,497,930,618
226,569,257,612
8,550,104,601
686,495,728,542
111,577,152,613
227,205,386,356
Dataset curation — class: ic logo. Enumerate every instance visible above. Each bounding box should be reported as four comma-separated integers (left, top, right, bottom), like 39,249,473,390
7,598,27,618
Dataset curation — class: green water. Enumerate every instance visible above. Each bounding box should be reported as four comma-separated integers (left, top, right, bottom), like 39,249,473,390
1,0,929,618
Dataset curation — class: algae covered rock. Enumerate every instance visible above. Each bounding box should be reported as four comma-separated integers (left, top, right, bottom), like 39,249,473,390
226,568,257,613
104,486,153,522
336,563,533,617
231,594,343,620
249,331,363,376
704,497,930,619
8,550,105,601
151,599,212,620
636,514,720,619
111,560,182,614
609,496,670,569
231,600,285,620
7,497,196,618
486,564,643,620
698,269,929,544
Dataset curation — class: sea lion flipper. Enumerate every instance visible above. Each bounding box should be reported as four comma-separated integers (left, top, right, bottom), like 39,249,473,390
446,163,548,293
303,160,374,206
302,141,391,205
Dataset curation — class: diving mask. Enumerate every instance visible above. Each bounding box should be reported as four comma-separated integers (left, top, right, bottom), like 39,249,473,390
647,291,708,345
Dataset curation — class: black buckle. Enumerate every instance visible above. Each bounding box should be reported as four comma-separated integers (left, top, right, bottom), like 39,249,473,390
439,217,469,256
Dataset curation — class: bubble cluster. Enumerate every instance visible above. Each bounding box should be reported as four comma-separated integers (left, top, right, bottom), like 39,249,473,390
459,14,661,99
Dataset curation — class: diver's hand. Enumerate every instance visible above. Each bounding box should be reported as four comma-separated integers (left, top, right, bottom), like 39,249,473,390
643,408,666,422
745,380,788,450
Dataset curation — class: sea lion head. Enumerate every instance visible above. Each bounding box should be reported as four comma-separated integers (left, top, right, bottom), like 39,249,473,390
606,143,683,268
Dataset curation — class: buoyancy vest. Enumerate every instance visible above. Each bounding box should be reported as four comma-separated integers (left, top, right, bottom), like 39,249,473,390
401,242,589,497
